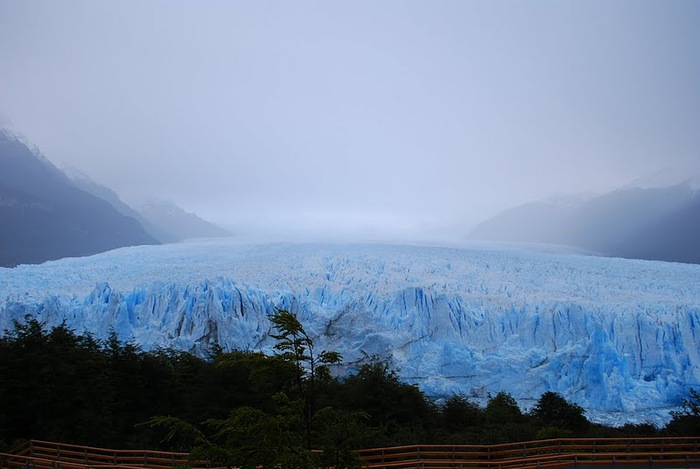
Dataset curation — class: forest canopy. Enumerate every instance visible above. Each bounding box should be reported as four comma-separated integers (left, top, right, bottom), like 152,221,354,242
1,316,697,459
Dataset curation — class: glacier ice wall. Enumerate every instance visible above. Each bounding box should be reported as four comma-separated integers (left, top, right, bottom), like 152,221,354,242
2,240,700,425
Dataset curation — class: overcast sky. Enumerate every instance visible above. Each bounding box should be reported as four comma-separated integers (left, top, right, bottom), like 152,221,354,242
1,1,699,241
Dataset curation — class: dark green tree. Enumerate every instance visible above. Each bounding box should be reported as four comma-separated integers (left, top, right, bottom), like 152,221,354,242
481,392,535,443
531,391,589,436
213,351,295,415
312,407,371,468
142,310,345,469
339,358,437,445
484,391,523,425
441,394,483,433
666,388,700,436
269,309,341,450
201,407,291,469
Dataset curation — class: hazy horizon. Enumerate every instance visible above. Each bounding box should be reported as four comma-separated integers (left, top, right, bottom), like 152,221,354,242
1,1,699,242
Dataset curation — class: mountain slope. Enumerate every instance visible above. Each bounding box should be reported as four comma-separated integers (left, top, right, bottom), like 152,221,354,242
67,172,231,243
0,131,158,267
614,193,700,264
2,240,699,425
470,184,700,264
66,172,177,243
136,199,231,242
467,202,573,245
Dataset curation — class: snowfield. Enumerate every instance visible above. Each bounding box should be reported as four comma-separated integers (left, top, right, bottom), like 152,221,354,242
2,239,700,425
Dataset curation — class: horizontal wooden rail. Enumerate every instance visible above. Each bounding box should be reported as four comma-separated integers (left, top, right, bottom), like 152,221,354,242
1,437,699,469
1,441,218,469
357,438,700,469
0,452,147,469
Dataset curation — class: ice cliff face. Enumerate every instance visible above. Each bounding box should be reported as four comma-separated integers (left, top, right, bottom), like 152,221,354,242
2,240,700,425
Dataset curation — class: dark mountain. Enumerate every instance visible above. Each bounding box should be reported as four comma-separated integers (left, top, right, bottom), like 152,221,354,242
0,131,158,267
566,185,696,256
67,172,230,243
66,171,171,243
136,199,231,242
467,201,573,245
66,169,144,220
611,191,700,264
470,184,700,264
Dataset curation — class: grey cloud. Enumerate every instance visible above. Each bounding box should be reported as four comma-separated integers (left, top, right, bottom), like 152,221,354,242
0,0,698,241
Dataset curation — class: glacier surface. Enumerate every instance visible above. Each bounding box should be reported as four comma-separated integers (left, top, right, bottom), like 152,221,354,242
2,239,700,425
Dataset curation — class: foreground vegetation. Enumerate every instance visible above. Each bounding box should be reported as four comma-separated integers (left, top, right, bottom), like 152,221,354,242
1,314,699,465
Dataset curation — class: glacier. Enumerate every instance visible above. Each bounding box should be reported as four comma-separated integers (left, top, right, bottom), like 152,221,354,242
2,239,700,425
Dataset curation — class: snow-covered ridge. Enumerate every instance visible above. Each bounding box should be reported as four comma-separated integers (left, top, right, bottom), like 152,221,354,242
2,240,700,425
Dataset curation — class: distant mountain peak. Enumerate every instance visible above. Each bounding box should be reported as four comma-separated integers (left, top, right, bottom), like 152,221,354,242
138,197,184,216
0,131,159,267
64,174,232,244
627,166,700,190
540,192,596,208
469,179,700,265
135,198,232,242
61,164,98,184
0,128,64,179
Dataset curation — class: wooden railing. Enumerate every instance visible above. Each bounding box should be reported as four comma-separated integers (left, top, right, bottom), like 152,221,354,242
357,438,700,469
1,437,700,469
0,440,208,469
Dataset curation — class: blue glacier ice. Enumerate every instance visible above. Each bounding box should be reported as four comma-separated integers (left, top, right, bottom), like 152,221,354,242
2,239,700,425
